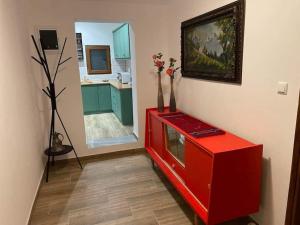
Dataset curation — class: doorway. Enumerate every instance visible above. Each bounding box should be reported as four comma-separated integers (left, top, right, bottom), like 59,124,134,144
285,93,300,225
74,21,138,148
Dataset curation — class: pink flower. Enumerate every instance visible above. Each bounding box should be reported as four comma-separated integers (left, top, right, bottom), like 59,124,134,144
155,60,164,68
152,53,165,73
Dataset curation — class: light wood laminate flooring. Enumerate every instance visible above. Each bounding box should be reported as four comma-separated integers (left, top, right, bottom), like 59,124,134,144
84,113,136,147
30,152,257,225
84,113,133,139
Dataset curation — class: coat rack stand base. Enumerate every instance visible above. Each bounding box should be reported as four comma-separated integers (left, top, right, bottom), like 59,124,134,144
44,109,83,182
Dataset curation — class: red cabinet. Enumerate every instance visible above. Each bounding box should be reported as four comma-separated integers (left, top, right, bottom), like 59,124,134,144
145,108,263,225
148,114,165,157
185,139,213,209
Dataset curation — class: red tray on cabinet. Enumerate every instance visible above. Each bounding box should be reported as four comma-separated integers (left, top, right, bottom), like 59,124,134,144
159,112,225,138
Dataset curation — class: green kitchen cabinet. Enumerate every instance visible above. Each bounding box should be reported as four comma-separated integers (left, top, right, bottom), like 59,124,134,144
120,88,133,125
81,83,133,125
113,24,131,59
113,28,122,59
98,84,112,112
81,85,100,114
110,86,133,125
81,84,112,115
111,85,121,119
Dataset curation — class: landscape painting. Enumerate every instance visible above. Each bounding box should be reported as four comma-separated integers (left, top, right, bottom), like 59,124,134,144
181,0,245,83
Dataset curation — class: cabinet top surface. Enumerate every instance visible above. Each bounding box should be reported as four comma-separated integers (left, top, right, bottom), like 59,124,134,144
147,108,262,154
81,80,132,90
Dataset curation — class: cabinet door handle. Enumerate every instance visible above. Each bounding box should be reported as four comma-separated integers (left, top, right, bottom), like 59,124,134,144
208,184,211,190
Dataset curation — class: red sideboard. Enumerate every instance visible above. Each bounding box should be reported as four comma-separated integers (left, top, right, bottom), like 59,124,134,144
144,108,263,225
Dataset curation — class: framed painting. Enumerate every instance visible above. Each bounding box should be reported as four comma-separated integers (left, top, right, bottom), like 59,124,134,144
181,0,245,84
86,45,112,74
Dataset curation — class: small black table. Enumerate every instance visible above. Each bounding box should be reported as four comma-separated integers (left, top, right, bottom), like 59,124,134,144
44,145,73,156
44,145,82,181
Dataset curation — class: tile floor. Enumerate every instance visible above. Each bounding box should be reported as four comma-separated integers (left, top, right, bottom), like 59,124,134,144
30,152,257,225
84,113,136,148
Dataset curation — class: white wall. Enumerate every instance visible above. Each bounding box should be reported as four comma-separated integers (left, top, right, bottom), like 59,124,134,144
25,0,169,156
0,0,47,225
75,22,129,81
165,0,300,225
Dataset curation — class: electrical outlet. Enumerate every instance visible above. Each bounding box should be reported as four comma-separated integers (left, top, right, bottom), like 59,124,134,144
277,82,288,95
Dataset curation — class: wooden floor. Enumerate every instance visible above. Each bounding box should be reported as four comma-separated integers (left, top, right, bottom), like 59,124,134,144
84,113,133,140
30,152,257,225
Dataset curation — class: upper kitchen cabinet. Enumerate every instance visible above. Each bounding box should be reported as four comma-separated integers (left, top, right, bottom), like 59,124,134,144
113,24,130,59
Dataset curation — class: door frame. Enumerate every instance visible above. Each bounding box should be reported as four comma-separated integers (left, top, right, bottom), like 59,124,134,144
285,92,300,225
74,21,140,146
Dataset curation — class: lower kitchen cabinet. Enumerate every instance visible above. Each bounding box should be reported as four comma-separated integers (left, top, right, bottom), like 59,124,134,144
98,84,112,112
81,83,133,126
81,85,100,114
111,85,121,118
111,86,133,125
81,84,112,115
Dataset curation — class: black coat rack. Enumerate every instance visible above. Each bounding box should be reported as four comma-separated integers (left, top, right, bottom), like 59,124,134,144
31,35,83,182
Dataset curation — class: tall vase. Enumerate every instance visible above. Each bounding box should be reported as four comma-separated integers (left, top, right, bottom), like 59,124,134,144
169,76,176,112
157,72,164,112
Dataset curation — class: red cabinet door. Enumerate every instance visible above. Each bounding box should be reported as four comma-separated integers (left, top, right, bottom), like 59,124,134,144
149,115,164,158
164,150,186,181
185,139,213,209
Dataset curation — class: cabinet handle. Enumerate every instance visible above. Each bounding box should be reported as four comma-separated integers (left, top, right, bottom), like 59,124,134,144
172,163,176,169
208,184,211,189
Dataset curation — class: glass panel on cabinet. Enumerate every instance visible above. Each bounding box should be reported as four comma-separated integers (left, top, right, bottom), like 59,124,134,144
165,124,185,165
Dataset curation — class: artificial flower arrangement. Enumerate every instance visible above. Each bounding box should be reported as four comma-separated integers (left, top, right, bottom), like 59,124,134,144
152,53,165,73
166,58,180,112
166,58,180,79
152,53,180,112
152,53,165,112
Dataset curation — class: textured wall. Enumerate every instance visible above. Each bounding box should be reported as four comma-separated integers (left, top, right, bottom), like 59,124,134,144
165,0,300,224
22,0,300,224
0,0,47,224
